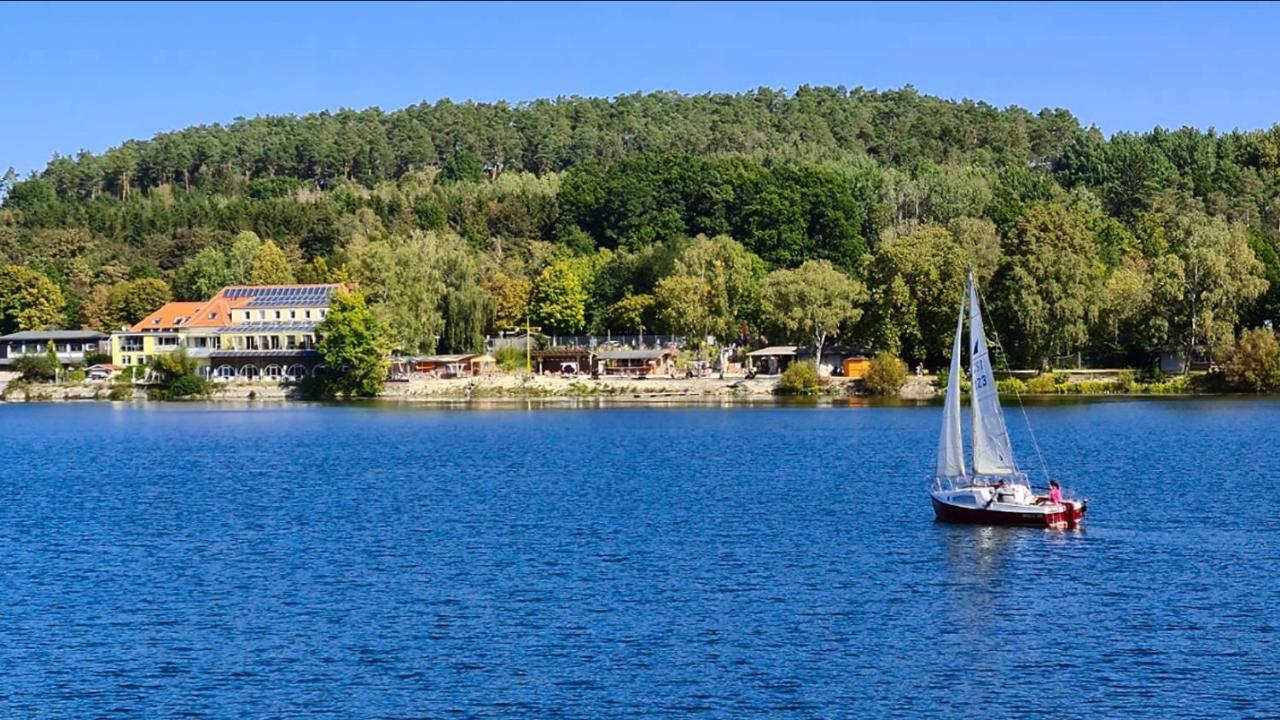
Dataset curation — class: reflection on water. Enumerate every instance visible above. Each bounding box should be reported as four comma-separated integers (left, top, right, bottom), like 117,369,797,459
0,400,1276,718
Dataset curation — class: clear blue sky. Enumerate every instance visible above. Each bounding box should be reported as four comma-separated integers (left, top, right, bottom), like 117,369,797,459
3,1,1279,176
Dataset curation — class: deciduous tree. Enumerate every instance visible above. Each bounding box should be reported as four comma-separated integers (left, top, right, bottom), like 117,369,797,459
173,246,233,300
248,239,295,285
1226,327,1280,392
990,203,1103,368
530,261,586,334
760,260,866,372
0,264,64,334
317,289,391,398
607,293,655,335
860,224,967,362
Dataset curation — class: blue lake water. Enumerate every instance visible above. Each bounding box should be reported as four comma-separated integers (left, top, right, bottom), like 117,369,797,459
0,399,1277,718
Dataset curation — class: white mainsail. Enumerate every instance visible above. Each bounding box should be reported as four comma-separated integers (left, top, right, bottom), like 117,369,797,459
935,284,967,479
968,273,1017,475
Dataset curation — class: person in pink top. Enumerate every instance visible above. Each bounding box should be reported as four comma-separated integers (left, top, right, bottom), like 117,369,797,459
1048,479,1063,505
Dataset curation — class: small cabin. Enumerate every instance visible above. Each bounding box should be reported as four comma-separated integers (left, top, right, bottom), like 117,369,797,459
746,346,799,375
597,348,674,377
406,354,494,378
531,348,596,375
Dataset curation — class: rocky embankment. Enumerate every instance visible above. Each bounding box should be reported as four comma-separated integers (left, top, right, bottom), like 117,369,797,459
384,375,794,401
0,374,941,403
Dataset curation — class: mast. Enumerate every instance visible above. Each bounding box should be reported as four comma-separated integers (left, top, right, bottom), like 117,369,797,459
967,268,1017,476
935,279,967,479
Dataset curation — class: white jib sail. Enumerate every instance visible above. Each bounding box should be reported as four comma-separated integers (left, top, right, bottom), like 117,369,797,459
936,287,967,479
968,276,1017,475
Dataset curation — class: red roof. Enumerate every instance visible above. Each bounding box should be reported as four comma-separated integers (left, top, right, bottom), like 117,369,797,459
129,302,207,332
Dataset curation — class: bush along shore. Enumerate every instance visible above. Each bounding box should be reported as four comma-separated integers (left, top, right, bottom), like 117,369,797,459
936,368,1222,397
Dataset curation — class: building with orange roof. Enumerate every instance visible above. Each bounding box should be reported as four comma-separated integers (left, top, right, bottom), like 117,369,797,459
110,284,346,381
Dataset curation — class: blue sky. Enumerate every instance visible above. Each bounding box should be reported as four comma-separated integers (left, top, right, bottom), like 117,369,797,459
3,1,1279,176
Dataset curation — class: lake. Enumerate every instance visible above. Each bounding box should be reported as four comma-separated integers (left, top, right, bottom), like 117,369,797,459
0,399,1276,718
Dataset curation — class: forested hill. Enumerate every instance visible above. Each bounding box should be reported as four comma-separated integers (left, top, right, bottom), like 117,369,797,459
2,85,1280,371
13,86,1080,194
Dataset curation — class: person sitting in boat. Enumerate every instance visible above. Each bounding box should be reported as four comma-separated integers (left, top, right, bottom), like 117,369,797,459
1036,479,1064,506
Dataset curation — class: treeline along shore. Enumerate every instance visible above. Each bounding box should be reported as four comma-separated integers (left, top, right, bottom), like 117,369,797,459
6,86,1280,394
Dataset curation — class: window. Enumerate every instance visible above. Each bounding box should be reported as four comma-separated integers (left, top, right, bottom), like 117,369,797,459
258,311,266,320
318,309,326,318
274,311,281,319
290,310,296,319
209,312,218,320
269,335,281,350
287,364,307,379
264,364,282,380
305,310,312,319
244,336,259,350
286,335,297,350
122,337,143,352
216,364,235,379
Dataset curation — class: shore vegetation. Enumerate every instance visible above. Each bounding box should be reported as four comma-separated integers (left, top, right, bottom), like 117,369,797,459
3,86,1280,383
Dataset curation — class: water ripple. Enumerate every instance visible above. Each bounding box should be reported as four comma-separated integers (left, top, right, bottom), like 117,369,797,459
0,400,1276,718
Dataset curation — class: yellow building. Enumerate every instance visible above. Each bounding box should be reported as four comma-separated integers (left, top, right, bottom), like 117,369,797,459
111,284,343,380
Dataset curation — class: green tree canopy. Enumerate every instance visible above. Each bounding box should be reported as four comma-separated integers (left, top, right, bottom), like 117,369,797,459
760,260,867,371
607,293,655,335
316,289,391,398
79,278,172,331
990,203,1103,368
248,239,296,285
348,230,490,353
227,231,263,284
486,273,532,331
654,234,763,343
439,148,485,184
0,264,65,334
1146,212,1268,363
1226,327,1280,392
530,260,586,334
173,246,233,300
860,224,968,362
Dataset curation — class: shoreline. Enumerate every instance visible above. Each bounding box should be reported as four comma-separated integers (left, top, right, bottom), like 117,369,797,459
0,373,1245,405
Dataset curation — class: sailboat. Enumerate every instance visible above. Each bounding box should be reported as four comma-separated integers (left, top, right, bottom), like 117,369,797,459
930,269,1087,529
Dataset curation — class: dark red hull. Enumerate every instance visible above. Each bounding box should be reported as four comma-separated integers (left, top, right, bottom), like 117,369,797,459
931,496,1086,529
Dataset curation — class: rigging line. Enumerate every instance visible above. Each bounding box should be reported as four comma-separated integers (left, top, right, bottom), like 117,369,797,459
970,279,1052,486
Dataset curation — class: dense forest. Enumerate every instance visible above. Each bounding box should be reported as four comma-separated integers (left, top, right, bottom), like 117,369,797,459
4,85,1280,370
